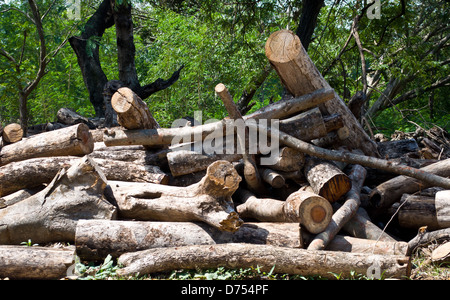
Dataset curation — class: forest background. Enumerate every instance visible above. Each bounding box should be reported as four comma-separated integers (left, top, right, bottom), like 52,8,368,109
0,0,449,136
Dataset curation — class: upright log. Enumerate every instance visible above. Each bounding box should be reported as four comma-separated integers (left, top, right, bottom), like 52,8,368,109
0,246,75,280
0,156,117,244
265,29,378,157
0,124,94,167
117,243,411,279
111,87,160,129
108,160,243,232
75,220,302,260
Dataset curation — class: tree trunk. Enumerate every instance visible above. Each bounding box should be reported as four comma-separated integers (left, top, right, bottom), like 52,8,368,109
304,157,352,203
117,243,411,279
2,123,23,144
108,160,243,232
395,191,450,230
322,235,408,256
0,246,75,280
0,124,94,167
265,29,379,157
75,220,302,260
295,0,325,51
369,159,450,211
307,164,367,250
111,87,160,129
0,156,117,245
262,147,305,172
377,139,419,159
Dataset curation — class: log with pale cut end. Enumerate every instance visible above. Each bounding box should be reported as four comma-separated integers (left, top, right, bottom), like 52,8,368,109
108,160,243,232
0,156,117,245
265,29,378,157
262,146,305,172
75,220,302,260
0,246,76,280
111,87,160,129
304,157,352,203
431,242,450,264
307,164,367,251
235,187,332,234
260,168,285,188
117,243,411,279
2,123,23,143
0,123,94,167
284,187,333,234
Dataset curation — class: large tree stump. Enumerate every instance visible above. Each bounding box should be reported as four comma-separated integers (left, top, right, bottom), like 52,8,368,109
117,243,411,279
75,220,302,260
0,156,117,244
304,157,352,202
265,29,378,157
0,124,94,167
108,160,243,232
0,245,75,280
111,87,160,129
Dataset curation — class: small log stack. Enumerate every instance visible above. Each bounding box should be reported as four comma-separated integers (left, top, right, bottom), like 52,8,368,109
2,30,450,280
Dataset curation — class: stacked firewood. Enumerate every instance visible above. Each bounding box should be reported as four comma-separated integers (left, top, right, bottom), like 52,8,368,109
1,30,449,280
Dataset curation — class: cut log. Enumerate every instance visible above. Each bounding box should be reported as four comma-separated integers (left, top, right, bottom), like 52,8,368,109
278,108,343,142
2,123,23,144
260,168,285,188
57,107,95,129
0,156,168,197
0,156,117,244
325,235,408,256
235,187,332,234
117,243,411,279
395,191,450,230
247,122,450,190
111,87,160,129
265,29,379,157
75,220,302,260
261,146,305,172
167,150,241,177
369,159,450,211
103,88,335,148
307,164,367,250
0,246,75,280
431,242,450,264
0,124,94,167
108,160,243,232
304,157,352,202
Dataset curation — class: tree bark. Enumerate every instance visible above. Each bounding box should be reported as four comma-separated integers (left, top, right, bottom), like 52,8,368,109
369,159,450,211
111,87,160,130
265,29,378,157
408,228,450,255
117,243,411,279
321,235,408,256
0,245,75,280
0,124,94,167
394,191,450,230
57,108,95,129
75,220,302,260
304,157,352,202
377,139,419,159
108,160,243,232
0,156,117,245
262,147,305,172
295,0,325,51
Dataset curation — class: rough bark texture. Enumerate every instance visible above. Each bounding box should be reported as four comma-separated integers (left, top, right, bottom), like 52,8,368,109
0,246,75,280
117,243,411,279
108,160,243,232
307,164,367,250
0,156,117,244
75,220,302,260
265,29,378,157
263,147,305,172
304,157,352,203
0,124,94,167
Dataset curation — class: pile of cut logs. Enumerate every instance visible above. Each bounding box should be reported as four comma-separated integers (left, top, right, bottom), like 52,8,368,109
1,30,450,280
